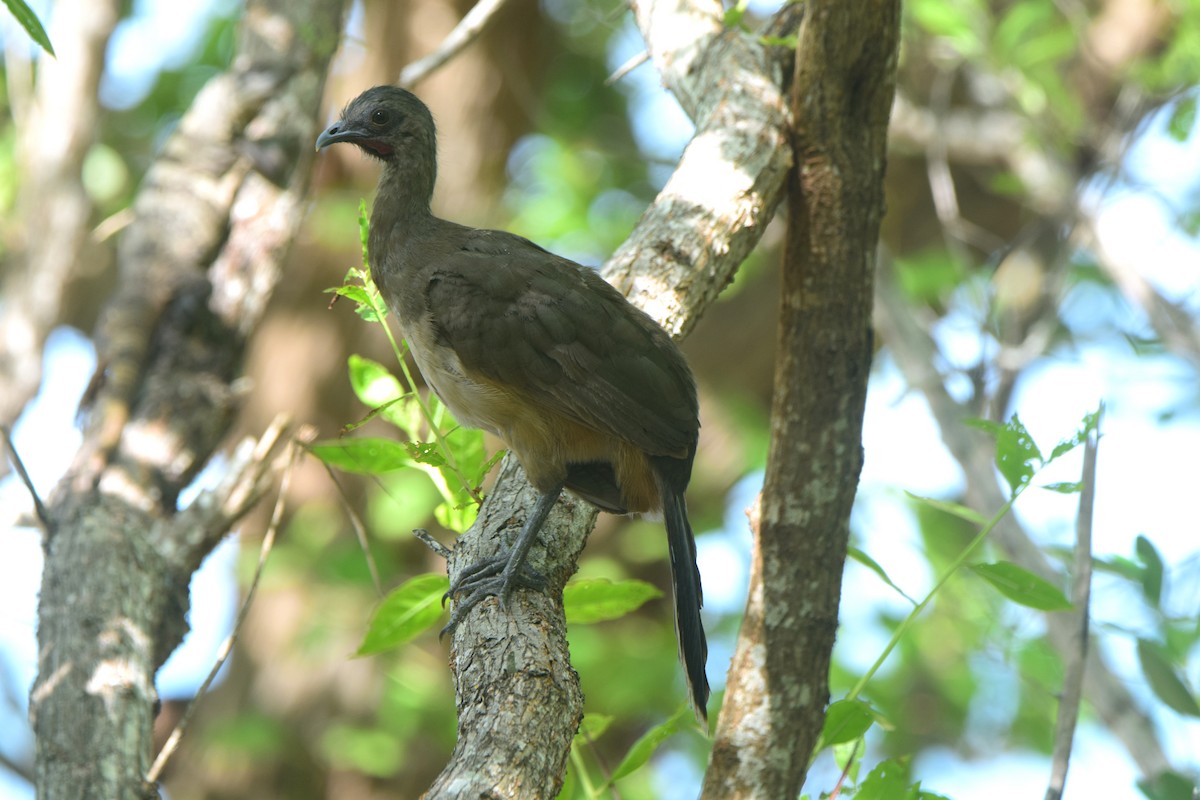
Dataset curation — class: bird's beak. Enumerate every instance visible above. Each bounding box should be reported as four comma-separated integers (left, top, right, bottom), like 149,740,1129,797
315,121,359,152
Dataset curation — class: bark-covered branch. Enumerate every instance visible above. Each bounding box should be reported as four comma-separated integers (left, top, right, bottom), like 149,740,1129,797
428,1,800,795
703,2,900,796
30,2,347,798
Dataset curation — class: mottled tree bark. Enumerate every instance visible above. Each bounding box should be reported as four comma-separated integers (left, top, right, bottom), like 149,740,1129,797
703,2,900,797
30,2,347,798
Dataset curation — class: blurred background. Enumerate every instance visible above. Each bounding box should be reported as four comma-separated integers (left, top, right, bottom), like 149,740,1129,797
1,0,1198,798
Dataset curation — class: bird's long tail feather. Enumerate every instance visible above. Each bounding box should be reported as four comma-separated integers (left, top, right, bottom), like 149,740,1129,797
663,485,709,723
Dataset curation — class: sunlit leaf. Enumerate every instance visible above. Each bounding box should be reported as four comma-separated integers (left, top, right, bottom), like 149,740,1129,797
1137,769,1199,800
818,699,877,748
564,578,662,624
908,0,983,57
610,705,690,782
357,198,371,267
832,737,864,785
357,573,448,655
1167,95,1197,143
407,441,445,467
348,355,403,409
1048,408,1099,462
856,757,913,800
995,414,1043,494
1135,535,1164,608
906,493,987,525
434,499,477,534
320,724,402,776
848,546,917,605
577,713,614,741
1041,481,1083,494
971,561,1072,611
1137,639,1200,717
310,438,413,474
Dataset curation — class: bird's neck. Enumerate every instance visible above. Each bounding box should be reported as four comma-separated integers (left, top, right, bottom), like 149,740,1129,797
375,157,436,227
368,157,437,268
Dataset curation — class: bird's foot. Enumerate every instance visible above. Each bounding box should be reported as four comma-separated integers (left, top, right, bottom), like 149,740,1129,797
440,556,546,637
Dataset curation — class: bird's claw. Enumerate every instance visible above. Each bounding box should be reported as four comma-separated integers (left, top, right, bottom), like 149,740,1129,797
439,556,546,639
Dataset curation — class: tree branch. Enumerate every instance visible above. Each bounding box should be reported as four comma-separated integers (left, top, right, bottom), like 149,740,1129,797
703,1,900,796
397,0,512,88
1045,412,1099,800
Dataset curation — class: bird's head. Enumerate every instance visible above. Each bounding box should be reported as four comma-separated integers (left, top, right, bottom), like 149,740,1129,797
315,86,436,163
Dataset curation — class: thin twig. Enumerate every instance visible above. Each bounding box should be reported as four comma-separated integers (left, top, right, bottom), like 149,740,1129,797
605,50,649,86
1,425,49,529
1044,406,1101,800
827,738,861,800
413,527,452,560
145,437,301,785
322,461,384,597
397,0,511,88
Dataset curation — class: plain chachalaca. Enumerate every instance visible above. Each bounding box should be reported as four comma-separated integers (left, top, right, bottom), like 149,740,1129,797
316,86,709,719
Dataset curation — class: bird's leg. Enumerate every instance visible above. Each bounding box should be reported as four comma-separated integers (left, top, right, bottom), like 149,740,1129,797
441,485,562,634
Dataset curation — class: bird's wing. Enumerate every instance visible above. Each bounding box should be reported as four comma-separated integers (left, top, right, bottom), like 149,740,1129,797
423,229,697,459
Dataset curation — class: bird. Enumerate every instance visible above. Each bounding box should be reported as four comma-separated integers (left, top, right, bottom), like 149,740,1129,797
316,86,709,720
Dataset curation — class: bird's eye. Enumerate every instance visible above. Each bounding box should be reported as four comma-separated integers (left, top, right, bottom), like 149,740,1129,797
370,109,389,126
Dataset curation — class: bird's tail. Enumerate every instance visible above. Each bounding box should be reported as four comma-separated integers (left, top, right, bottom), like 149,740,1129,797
662,484,709,723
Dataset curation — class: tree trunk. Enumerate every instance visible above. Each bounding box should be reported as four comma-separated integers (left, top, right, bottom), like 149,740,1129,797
704,2,900,796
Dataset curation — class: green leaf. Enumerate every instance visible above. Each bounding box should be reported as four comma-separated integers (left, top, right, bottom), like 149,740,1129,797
1041,481,1083,494
610,705,690,782
971,561,1072,611
758,34,798,48
577,713,614,741
320,724,402,776
1048,409,1100,462
964,417,1003,437
894,250,966,303
856,758,914,800
357,573,449,654
325,283,384,322
434,499,477,533
1137,639,1200,717
358,199,371,267
1180,209,1200,238
995,414,1043,494
848,546,917,605
1137,769,1198,800
817,699,877,749
905,493,987,525
1135,535,1164,608
407,441,446,467
3,0,54,55
1167,95,1197,143
310,438,414,474
907,0,983,57
564,578,663,624
348,355,404,408
832,737,864,785
1091,554,1144,584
